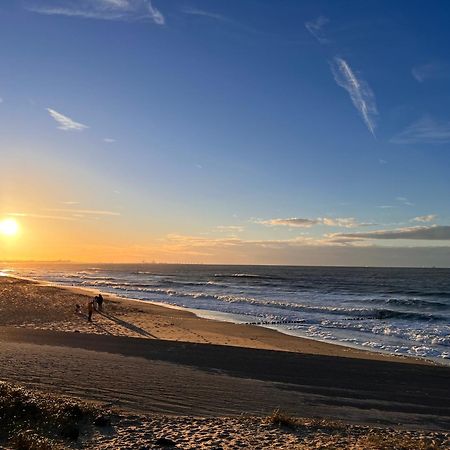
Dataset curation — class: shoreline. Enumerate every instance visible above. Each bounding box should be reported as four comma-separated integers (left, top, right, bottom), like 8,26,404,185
0,274,441,366
16,273,449,366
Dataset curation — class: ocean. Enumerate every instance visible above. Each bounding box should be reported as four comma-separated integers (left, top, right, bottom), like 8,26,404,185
3,263,450,363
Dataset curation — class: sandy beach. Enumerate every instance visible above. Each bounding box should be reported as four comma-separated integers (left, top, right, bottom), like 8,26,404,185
0,275,439,361
0,275,449,449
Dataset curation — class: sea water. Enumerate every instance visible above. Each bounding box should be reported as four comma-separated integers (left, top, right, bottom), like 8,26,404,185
3,263,450,363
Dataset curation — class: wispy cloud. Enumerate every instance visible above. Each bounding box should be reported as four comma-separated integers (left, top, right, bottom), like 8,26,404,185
305,16,330,44
0,97,3,104
103,138,116,143
259,217,375,229
332,225,450,240
46,208,120,216
182,6,260,36
60,201,80,205
182,7,227,22
331,57,377,135
26,0,164,25
215,225,244,233
260,218,319,228
412,214,437,223
46,108,88,131
322,217,375,227
391,116,450,144
8,207,120,221
412,62,450,82
7,212,77,221
396,196,414,207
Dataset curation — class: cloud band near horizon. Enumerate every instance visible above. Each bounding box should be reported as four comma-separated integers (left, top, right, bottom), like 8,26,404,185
259,217,374,228
333,225,450,240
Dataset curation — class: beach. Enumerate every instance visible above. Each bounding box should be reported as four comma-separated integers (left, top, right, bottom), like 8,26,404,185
0,275,449,449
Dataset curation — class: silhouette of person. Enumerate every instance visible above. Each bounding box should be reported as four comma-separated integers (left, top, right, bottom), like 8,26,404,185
97,293,104,312
88,299,94,322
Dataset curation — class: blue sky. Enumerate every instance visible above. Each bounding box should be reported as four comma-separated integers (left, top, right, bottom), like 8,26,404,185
0,0,450,265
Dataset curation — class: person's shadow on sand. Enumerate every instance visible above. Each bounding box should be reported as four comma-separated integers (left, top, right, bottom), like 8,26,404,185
91,321,114,336
99,311,157,338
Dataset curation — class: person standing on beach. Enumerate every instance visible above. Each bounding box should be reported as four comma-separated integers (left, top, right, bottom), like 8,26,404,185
97,293,104,312
88,298,94,322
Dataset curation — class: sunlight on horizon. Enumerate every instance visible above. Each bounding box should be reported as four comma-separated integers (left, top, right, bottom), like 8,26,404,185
0,218,20,237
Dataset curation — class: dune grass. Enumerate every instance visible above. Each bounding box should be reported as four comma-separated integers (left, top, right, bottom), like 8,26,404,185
0,382,101,449
266,408,343,430
266,409,447,449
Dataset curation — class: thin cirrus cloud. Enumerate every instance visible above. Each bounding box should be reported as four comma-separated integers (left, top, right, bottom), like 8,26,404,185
396,196,414,206
8,208,120,221
390,116,450,144
182,7,260,36
331,57,378,135
7,212,77,221
25,0,165,25
46,108,88,131
182,7,227,22
305,16,330,44
215,225,244,233
259,217,374,228
103,138,116,143
332,225,450,240
46,208,121,216
412,62,449,82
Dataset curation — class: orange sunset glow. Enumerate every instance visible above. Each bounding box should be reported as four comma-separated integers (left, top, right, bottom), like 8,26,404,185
0,218,19,237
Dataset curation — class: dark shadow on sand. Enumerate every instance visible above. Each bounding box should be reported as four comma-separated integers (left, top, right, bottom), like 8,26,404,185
98,311,157,339
91,320,114,336
1,327,449,428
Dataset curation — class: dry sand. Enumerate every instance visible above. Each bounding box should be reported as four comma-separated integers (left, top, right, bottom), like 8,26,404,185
0,275,449,449
85,413,450,449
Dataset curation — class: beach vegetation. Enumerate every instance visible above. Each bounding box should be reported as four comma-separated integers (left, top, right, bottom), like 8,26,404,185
265,409,447,449
266,409,302,429
0,382,102,449
267,409,342,429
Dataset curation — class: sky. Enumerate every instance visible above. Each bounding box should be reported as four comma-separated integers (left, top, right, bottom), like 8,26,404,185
1,0,450,266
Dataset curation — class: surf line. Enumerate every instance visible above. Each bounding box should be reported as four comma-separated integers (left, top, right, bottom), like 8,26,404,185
245,319,306,325
245,317,389,325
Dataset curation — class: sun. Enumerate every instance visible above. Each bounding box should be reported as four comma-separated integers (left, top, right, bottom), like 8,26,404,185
0,218,20,237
